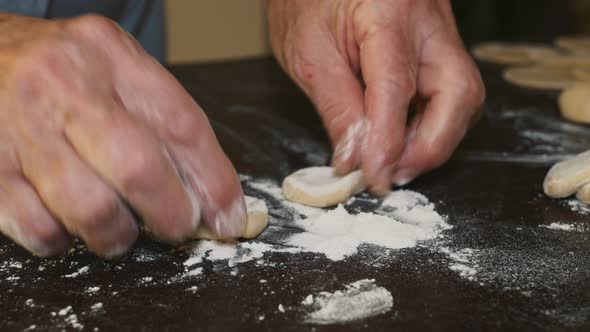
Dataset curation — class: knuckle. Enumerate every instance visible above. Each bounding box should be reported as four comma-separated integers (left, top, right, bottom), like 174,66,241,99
69,14,122,41
378,73,416,100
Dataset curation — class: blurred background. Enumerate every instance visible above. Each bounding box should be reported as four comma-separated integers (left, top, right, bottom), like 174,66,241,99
165,0,590,64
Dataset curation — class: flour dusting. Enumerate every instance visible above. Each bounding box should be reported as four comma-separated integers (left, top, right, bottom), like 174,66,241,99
540,222,580,231
303,279,393,324
181,178,449,269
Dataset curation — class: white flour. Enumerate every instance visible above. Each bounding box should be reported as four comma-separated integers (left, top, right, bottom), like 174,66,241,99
303,279,393,325
540,223,579,231
182,178,449,269
564,199,590,215
287,203,444,261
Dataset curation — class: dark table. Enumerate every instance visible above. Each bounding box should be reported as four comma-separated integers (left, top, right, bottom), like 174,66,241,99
1,57,590,331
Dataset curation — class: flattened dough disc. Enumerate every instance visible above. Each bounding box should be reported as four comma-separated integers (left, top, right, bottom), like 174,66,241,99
559,82,590,124
472,42,561,65
556,36,590,55
544,150,590,198
503,66,579,90
282,166,365,208
191,195,269,240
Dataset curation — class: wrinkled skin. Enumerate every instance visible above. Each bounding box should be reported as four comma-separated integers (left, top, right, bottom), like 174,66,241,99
267,0,485,194
0,14,246,257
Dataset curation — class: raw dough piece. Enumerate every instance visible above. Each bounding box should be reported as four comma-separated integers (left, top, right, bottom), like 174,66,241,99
538,55,590,67
472,42,561,65
571,67,590,81
191,196,269,240
503,66,579,90
576,183,590,204
282,166,365,208
544,150,590,198
556,36,590,55
559,82,590,124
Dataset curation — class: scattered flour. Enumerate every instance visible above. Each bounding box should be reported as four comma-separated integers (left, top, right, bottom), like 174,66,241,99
564,199,590,215
90,303,103,311
63,266,89,278
540,223,578,231
85,287,100,295
440,247,480,281
303,279,393,325
183,241,299,269
182,178,449,271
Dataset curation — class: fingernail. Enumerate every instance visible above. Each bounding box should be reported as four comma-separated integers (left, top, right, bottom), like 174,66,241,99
392,168,418,187
212,196,247,238
332,120,366,172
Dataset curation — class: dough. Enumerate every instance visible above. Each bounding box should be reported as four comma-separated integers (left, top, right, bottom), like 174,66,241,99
571,67,590,81
556,36,590,55
191,195,269,240
537,55,590,67
472,42,561,65
559,82,590,124
503,66,579,90
544,150,590,198
576,183,590,204
282,166,365,208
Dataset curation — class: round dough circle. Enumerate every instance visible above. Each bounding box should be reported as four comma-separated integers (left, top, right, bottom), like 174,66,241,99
503,66,579,90
282,166,365,208
559,82,590,124
191,195,269,240
556,36,590,55
472,42,561,65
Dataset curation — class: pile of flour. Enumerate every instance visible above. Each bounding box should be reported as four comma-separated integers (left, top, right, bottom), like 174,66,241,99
182,178,449,274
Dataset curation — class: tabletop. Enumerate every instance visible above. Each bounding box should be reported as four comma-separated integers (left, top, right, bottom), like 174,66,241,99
1,57,590,331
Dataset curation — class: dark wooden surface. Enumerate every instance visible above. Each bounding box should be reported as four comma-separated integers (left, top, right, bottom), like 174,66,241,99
1,57,590,331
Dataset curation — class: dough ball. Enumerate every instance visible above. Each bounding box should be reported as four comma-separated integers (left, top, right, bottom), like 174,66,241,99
556,36,590,55
190,195,269,240
544,150,590,198
472,42,561,65
559,82,590,124
576,183,590,204
282,166,365,208
503,65,580,90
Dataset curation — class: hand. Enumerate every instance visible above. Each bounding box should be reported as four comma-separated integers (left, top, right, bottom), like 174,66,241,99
0,14,246,257
267,0,485,194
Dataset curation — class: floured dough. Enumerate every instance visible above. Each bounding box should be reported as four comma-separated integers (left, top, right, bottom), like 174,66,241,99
571,67,590,81
559,82,590,124
576,183,590,204
544,150,590,198
282,166,365,208
556,36,590,55
503,66,579,90
538,55,590,67
472,42,561,65
191,195,269,240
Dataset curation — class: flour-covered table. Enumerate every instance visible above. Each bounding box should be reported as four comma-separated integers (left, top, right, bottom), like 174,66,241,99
1,58,589,331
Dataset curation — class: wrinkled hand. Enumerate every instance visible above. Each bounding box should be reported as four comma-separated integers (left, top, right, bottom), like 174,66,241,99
0,14,246,257
267,0,485,194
